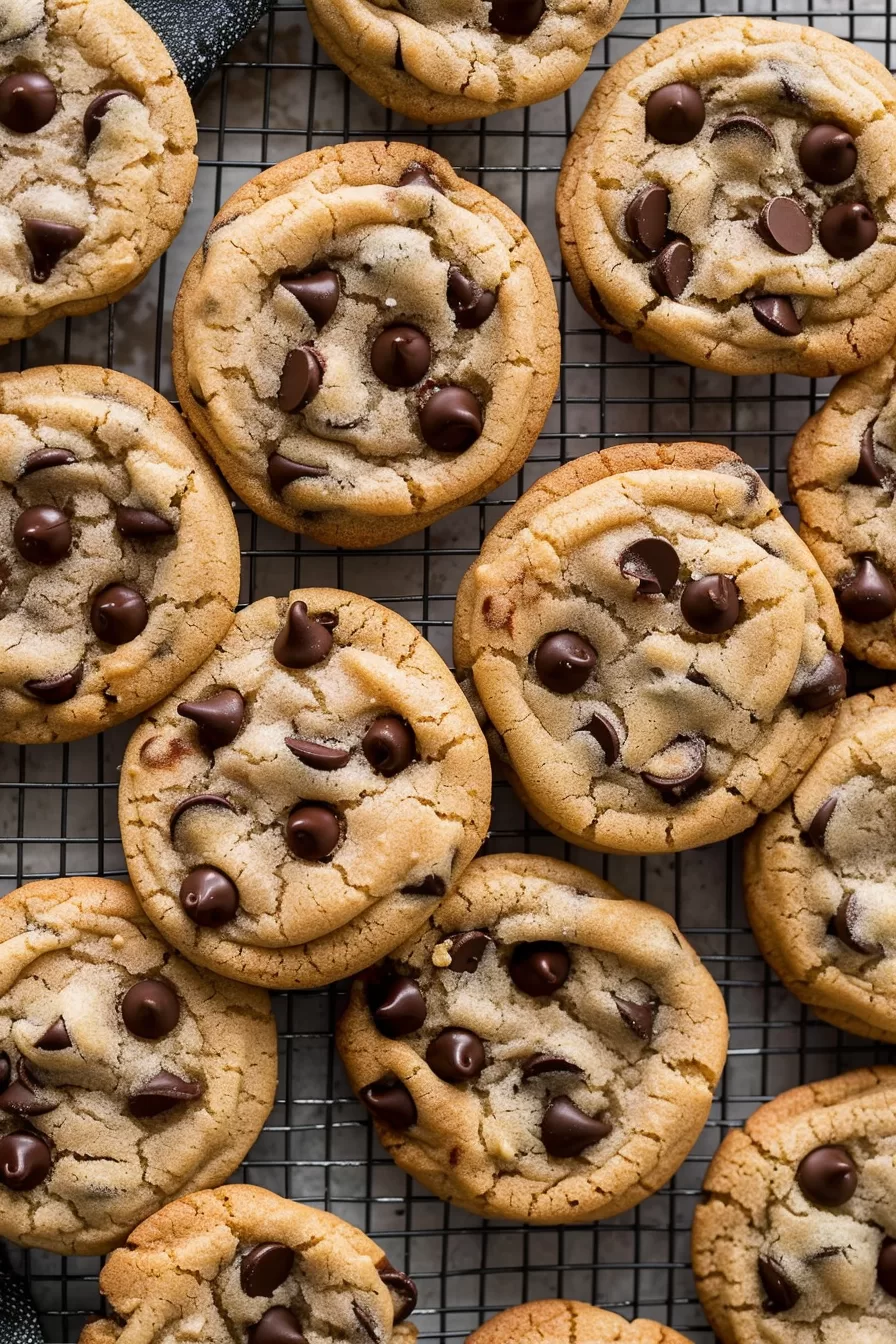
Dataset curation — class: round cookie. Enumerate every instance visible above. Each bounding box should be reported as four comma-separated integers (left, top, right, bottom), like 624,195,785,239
453,442,845,855
119,587,491,989
172,141,560,549
337,853,728,1225
790,348,896,668
0,0,196,344
77,1184,418,1344
0,365,241,744
693,1067,896,1344
556,17,896,377
304,0,629,124
466,1302,693,1344
745,686,896,1043
0,877,276,1257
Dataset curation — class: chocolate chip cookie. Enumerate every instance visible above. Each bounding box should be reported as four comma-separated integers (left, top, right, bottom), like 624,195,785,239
745,686,896,1043
556,17,896,377
0,877,276,1256
78,1184,418,1344
119,588,491,989
453,442,844,855
337,853,728,1224
466,1301,692,1344
693,1066,896,1344
790,348,896,668
0,365,240,744
304,0,628,124
0,0,197,343
172,141,559,549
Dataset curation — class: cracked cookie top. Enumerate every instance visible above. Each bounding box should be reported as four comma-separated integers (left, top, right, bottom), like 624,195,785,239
0,0,196,343
557,16,896,378
304,0,629,123
453,443,844,855
336,853,728,1225
0,366,241,744
119,587,491,990
746,687,896,1044
791,347,896,669
78,1184,418,1344
466,1300,693,1344
0,877,276,1257
172,142,559,549
693,1067,896,1344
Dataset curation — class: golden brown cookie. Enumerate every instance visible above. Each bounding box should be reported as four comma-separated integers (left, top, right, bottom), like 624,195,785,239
466,1301,693,1344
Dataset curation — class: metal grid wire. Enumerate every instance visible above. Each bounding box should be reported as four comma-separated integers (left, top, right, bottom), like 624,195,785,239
2,0,896,1338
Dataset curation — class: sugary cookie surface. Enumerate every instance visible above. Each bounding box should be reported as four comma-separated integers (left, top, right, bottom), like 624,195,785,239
0,366,240,743
558,17,896,376
119,588,491,989
337,854,728,1224
0,878,276,1256
466,1299,692,1344
693,1068,896,1344
0,0,196,342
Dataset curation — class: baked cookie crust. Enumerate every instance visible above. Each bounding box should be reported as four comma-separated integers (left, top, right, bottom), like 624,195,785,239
465,1301,693,1344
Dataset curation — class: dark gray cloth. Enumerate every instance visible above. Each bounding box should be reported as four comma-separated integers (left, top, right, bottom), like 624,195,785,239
0,1245,44,1344
130,0,273,92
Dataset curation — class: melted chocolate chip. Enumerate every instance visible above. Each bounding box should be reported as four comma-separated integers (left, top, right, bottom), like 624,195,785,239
680,575,740,634
819,202,878,260
541,1096,611,1157
362,716,416,776
179,867,239,928
614,995,657,1042
372,977,427,1038
280,269,340,327
710,114,774,145
448,930,492,972
806,796,837,849
115,505,174,538
758,1257,799,1314
641,736,707,802
0,1132,51,1191
878,1239,896,1297
587,713,619,765
426,1027,485,1082
624,186,669,257
21,447,75,475
757,198,813,255
170,793,236,832
24,664,83,704
838,556,896,623
0,1056,9,1091
797,1146,857,1206
90,584,148,644
533,630,597,693
359,1078,417,1129
13,506,71,565
285,738,350,770
267,455,327,492
645,83,705,144
799,124,857,185
274,601,333,668
121,979,180,1039
447,267,497,328
620,537,680,595
0,1063,56,1116
398,162,443,192
241,1243,296,1297
278,347,322,412
371,325,431,388
851,424,886,487
83,89,137,145
833,893,878,956
22,218,84,282
248,1307,307,1344
353,1304,379,1342
751,295,802,337
488,0,544,34
377,1265,417,1324
177,689,245,748
790,652,847,712
649,239,693,300
510,941,570,996
401,875,447,897
418,387,482,453
35,1018,70,1051
128,1071,203,1118
0,71,56,133
286,804,341,861
520,1054,582,1082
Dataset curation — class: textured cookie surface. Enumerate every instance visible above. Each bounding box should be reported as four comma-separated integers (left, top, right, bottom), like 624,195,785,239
337,853,728,1224
791,349,896,667
453,442,844,855
557,17,896,377
746,687,896,1043
0,878,276,1256
304,0,628,123
172,141,559,548
78,1184,418,1344
693,1067,896,1344
119,588,491,989
466,1300,693,1344
0,0,196,343
0,365,241,744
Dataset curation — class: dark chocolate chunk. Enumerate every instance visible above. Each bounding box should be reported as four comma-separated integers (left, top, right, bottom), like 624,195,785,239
624,185,669,257
833,893,878,956
0,72,56,133
128,1071,203,1118
645,83,705,144
819,202,878,260
90,584,148,644
21,447,75,475
510,941,570,996
806,795,837,850
641,735,707,802
533,631,597,693
35,1018,70,1051
22,218,84,282
179,867,239,928
286,804,341,861
418,387,482,453
359,1078,417,1129
680,575,740,634
83,89,137,145
620,537,680,595
13,505,71,565
751,295,802,337
115,505,174,537
758,1257,799,1314
274,601,333,668
285,737,350,770
614,995,657,1042
372,977,427,1038
267,454,327,492
797,1145,858,1207
121,979,180,1040
710,114,774,145
799,124,857,185
447,267,497,328
488,0,544,34
756,198,813,255
520,1054,582,1082
280,269,340,327
541,1096,611,1157
587,713,620,765
448,930,493,972
426,1027,485,1082
650,239,693,300
851,424,886,487
248,1307,307,1344
878,1239,896,1297
362,716,416,776
177,689,245,748
241,1243,296,1297
278,347,322,413
170,793,236,832
24,664,83,704
371,325,431,388
0,1132,51,1191
790,652,847,712
377,1264,417,1324
398,162,443,192
837,556,896,623
0,1062,57,1117
401,875,447,897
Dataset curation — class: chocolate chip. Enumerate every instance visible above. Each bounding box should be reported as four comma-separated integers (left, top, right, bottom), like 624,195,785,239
285,737,350,769
851,424,886,487
510,941,570,996
177,689,245,748
710,114,775,145
624,186,669,257
353,1303,380,1341
757,198,813,255
680,575,740,634
0,1056,7,1091
128,1071,203,1118
799,124,857,185
22,218,84,282
267,455,327,492
274,601,333,668
426,1028,485,1082
24,664,83,703
758,1257,799,1314
0,72,56,133
401,875,446,897
587,714,619,765
806,796,837,849
878,1239,896,1297
35,1018,70,1051
649,239,693,300
614,995,657,1042
359,1078,417,1129
751,295,802,337
371,977,427,1038
90,584,148,644
447,267,497,328
362,716,416,776
533,631,597,693
179,867,239,928
819,202,878,260
115,505,174,538
21,447,75,475
520,1054,582,1082
83,89,137,145
241,1243,296,1297
377,1265,417,1324
790,652,847,712
0,1132,51,1190
419,387,482,453
13,506,71,565
488,0,544,34
170,793,236,833
833,893,878,956
278,347,322,412
398,162,443,192
541,1096,611,1157
797,1145,857,1206
371,326,431,388
280,269,340,327
0,1063,56,1116
121,979,180,1039
641,736,707,802
645,83,705,144
448,930,492,972
286,804,341,861
248,1307,307,1344
620,537,680,595
838,556,896,623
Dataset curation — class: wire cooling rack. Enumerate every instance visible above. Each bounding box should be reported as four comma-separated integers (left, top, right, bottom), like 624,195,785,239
2,0,896,1338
